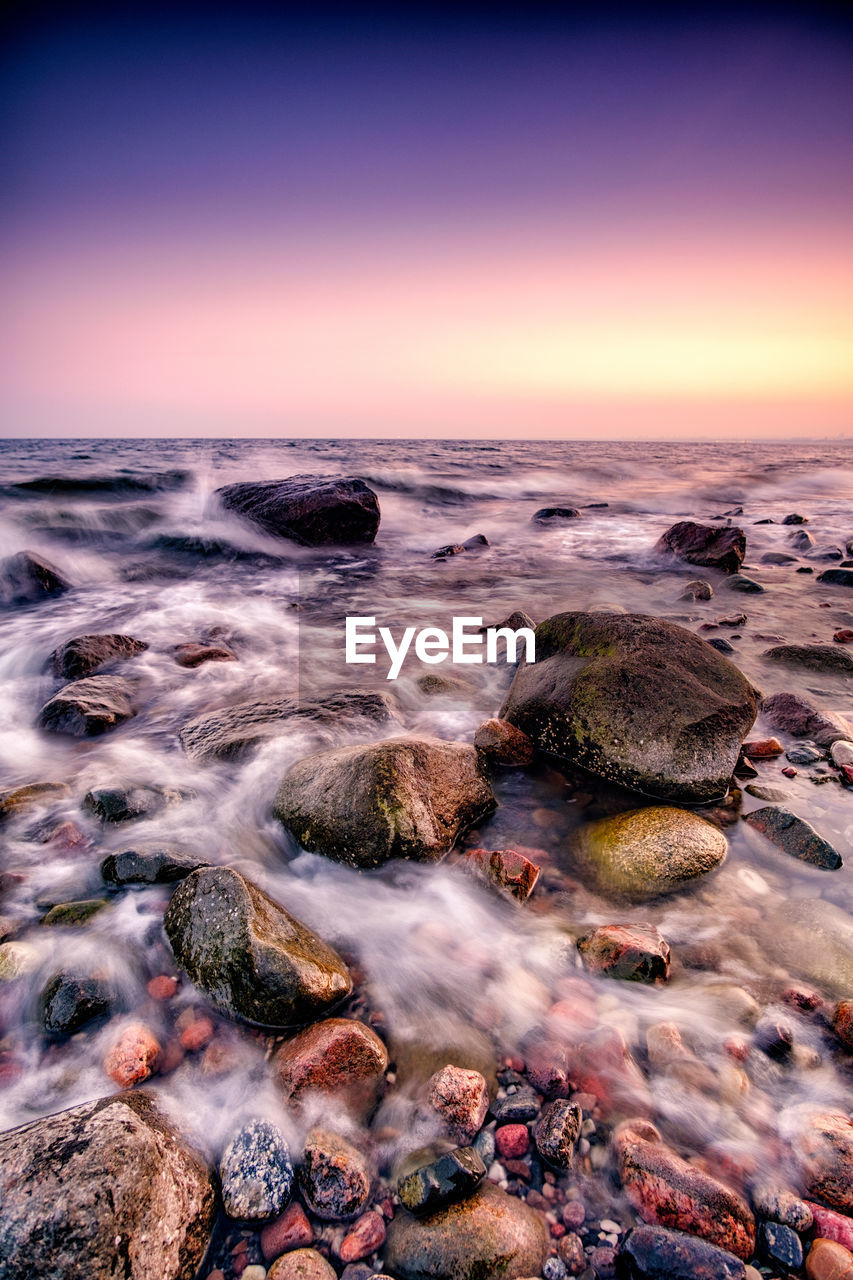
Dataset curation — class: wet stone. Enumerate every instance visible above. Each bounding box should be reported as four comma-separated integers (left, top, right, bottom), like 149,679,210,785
398,1145,486,1215
40,897,109,927
617,1223,748,1279
84,785,180,824
273,1017,388,1117
760,1221,803,1273
534,1100,582,1169
786,745,823,764
101,844,205,885
268,1249,337,1280
339,1209,387,1262
299,1128,372,1221
473,718,535,766
462,847,541,903
39,675,136,736
750,1184,813,1233
260,1201,314,1262
0,550,71,605
40,970,113,1034
426,1064,490,1143
220,1119,294,1221
578,924,671,983
743,807,842,870
805,1238,853,1280
491,1087,541,1123
50,633,148,679
655,523,746,574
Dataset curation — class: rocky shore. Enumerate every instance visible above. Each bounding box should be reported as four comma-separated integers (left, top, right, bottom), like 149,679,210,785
1,456,852,1280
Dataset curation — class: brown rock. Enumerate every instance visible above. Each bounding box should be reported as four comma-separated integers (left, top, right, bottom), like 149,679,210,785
173,643,237,668
800,1112,853,1212
578,924,671,983
273,1018,388,1116
473,718,535,766
299,1128,372,1221
462,848,541,903
39,675,136,736
806,1239,853,1280
655,522,746,574
0,781,71,821
832,1000,853,1049
835,630,853,644
614,1121,756,1259
104,1023,161,1087
339,1209,387,1262
268,1249,337,1280
426,1065,490,1143
261,1200,315,1262
761,692,852,746
50,633,148,679
741,738,783,759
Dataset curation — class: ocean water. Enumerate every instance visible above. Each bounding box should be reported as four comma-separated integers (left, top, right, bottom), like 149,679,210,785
0,436,852,1232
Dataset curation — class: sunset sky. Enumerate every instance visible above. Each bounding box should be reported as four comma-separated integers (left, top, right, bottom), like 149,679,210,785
1,4,852,439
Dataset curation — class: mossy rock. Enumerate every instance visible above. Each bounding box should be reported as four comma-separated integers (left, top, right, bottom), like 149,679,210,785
570,805,727,900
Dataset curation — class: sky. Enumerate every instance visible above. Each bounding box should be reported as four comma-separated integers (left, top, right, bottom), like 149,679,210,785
1,3,852,440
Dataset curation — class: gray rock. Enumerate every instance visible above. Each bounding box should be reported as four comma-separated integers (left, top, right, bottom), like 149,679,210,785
763,644,853,674
618,1224,746,1279
39,675,136,736
384,1180,548,1280
84,785,180,824
101,844,206,885
398,1146,486,1215
499,612,759,803
299,1128,372,1221
533,506,582,522
490,1088,541,1123
534,1100,582,1169
50,633,148,679
758,1222,802,1272
164,866,352,1027
220,1119,294,1220
0,551,71,606
179,690,396,762
679,580,713,601
216,474,380,545
790,529,815,550
760,552,798,565
0,1091,215,1280
743,807,842,869
569,806,727,901
655,523,746,574
723,574,765,593
273,737,496,868
39,970,113,1034
785,745,823,765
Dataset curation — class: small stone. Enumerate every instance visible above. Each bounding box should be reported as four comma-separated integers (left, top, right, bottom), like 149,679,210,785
832,1000,853,1049
147,975,179,1000
562,1202,586,1230
578,924,670,983
398,1145,486,1216
760,1221,803,1272
751,1183,813,1232
299,1128,371,1221
589,1244,617,1277
806,1238,853,1280
680,580,713,601
742,738,783,759
724,574,764,593
830,741,853,768
261,1201,314,1262
426,1064,489,1143
0,781,71,821
463,847,541,903
273,1018,388,1117
174,642,237,667
543,1258,569,1280
50,633,148,679
495,1124,529,1159
800,1112,853,1213
40,898,109,927
558,1232,586,1274
534,1100,581,1169
834,630,853,644
180,1016,215,1051
101,844,204,885
745,785,788,802
806,1206,853,1252
339,1209,387,1262
268,1250,336,1280
491,1088,541,1123
786,745,823,765
85,785,177,824
104,1022,160,1087
473,718,535,766
0,550,71,604
743,807,842,870
220,1120,294,1221
534,506,582,522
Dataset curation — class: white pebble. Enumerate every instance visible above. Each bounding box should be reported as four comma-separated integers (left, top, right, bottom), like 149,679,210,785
242,1268,267,1280
831,739,853,766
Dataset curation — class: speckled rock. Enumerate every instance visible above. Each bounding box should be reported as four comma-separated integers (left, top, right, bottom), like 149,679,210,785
164,867,352,1028
570,806,727,900
0,1091,215,1279
398,1146,486,1215
273,737,496,868
618,1224,747,1279
273,1018,388,1117
384,1180,548,1280
104,1022,160,1088
614,1121,756,1260
299,1128,372,1221
268,1249,338,1280
759,1221,803,1272
260,1200,314,1261
39,675,136,736
426,1065,490,1143
339,1209,388,1262
500,612,758,803
761,692,852,746
743,807,842,870
798,1111,853,1213
578,924,671,983
806,1206,853,1252
534,1100,582,1169
220,1119,294,1220
101,844,206,885
50,633,148,679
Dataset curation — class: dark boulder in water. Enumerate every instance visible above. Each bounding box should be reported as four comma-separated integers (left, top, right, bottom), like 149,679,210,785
500,612,759,802
818,567,853,588
655,522,746,574
743,807,842,870
0,1091,216,1280
164,866,353,1027
6,469,191,497
84,784,182,823
39,969,114,1034
101,844,206,885
216,474,380,545
763,644,853,674
179,690,396,762
533,506,582,522
39,676,136,737
0,551,71,605
273,737,496,867
50,633,148,679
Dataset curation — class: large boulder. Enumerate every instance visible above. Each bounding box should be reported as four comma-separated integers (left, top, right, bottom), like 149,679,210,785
39,676,137,736
273,737,496,867
499,612,759,803
383,1180,548,1280
50,633,148,679
570,806,727,900
215,475,380,546
655,522,746,574
164,867,352,1027
0,550,71,605
179,691,396,762
0,1091,215,1280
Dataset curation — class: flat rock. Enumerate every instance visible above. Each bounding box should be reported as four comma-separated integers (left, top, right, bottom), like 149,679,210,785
761,692,852,746
101,844,206,885
533,506,582,522
499,612,759,803
50,633,148,679
618,1224,747,1279
0,1091,215,1279
273,737,496,868
220,1118,294,1220
273,1017,388,1116
39,675,136,736
216,474,380,545
764,645,853,674
179,690,396,761
384,1180,548,1280
570,806,727,900
164,866,352,1027
743,807,842,870
655,522,746,574
0,550,71,605
614,1121,755,1260
578,924,671,983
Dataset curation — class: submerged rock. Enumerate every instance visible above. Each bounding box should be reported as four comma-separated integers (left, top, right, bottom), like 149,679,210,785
578,924,671,983
723,574,764,593
220,1119,294,1220
164,866,352,1027
618,1224,747,1280
570,806,727,900
173,641,236,667
764,644,853,674
679,580,713,601
0,550,71,605
84,784,181,824
499,612,759,803
104,1022,160,1087
614,1121,755,1260
50,632,148,679
743,807,842,870
763,899,853,999
0,1091,215,1279
0,780,70,821
299,1128,372,1221
534,506,582,522
273,1017,388,1116
384,1180,548,1280
39,675,136,736
216,474,380,545
818,568,853,587
273,737,496,868
179,690,396,762
655,522,746,574
761,692,852,746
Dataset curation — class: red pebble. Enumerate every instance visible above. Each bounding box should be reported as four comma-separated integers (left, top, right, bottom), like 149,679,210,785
741,738,784,759
834,629,853,644
147,974,178,1000
104,1023,160,1088
806,1202,853,1251
496,1123,530,1159
551,1222,566,1239
180,1016,214,1051
781,767,798,778
503,1157,532,1180
260,1201,314,1262
339,1210,387,1263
